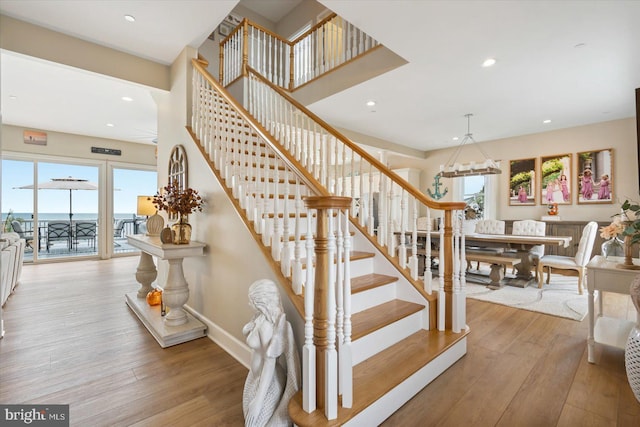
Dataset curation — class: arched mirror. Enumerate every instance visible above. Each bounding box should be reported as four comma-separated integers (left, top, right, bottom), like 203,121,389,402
167,145,188,220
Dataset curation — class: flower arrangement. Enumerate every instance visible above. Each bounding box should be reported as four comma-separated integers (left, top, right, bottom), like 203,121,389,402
152,181,204,220
600,199,640,244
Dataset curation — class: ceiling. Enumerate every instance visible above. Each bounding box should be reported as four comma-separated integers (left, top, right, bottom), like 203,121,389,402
1,0,639,153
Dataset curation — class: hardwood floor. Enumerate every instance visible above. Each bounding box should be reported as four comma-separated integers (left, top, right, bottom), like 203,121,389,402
1,257,639,426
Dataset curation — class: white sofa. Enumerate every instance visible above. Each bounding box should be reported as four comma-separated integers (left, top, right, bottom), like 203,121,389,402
1,232,25,307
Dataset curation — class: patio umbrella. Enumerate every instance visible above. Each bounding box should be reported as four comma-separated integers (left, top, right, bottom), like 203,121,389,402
15,176,98,223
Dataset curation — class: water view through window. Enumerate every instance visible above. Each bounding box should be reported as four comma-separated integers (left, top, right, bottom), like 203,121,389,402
2,159,157,261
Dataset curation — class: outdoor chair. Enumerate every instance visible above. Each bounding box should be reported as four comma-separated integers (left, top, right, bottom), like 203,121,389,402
74,221,96,250
46,221,72,252
113,219,126,247
537,221,598,294
11,221,34,250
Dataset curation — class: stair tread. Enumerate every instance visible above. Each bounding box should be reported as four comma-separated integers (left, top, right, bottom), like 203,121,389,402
351,299,424,341
351,273,398,294
289,329,467,426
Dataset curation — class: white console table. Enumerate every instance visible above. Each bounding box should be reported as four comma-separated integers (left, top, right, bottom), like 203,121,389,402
126,234,206,348
586,255,640,363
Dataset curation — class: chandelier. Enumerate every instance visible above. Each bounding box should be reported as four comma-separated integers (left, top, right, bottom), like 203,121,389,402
437,113,501,178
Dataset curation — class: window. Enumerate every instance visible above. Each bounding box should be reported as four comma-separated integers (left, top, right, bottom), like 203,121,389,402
462,176,485,220
453,172,498,221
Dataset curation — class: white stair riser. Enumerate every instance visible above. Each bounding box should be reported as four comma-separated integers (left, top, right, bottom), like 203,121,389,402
351,283,396,314
351,310,425,365
348,257,374,278
344,338,468,427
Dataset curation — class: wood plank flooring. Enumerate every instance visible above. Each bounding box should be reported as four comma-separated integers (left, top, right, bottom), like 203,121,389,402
1,257,639,426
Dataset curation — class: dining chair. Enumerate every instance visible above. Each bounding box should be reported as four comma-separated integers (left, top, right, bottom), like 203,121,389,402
46,221,72,252
11,221,34,249
468,219,506,270
511,219,546,279
74,221,97,250
537,221,598,294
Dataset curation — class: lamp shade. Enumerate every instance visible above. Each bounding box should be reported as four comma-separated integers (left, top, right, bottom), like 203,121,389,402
137,196,156,216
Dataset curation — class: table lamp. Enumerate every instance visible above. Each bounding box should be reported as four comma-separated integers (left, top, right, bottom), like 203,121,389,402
137,195,164,236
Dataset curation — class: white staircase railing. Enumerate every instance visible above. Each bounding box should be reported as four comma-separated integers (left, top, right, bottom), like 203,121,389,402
220,13,381,91
191,55,466,421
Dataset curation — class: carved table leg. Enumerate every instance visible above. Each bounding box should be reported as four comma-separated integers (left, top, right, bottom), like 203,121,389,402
135,252,157,298
162,258,189,326
487,263,505,290
511,249,535,287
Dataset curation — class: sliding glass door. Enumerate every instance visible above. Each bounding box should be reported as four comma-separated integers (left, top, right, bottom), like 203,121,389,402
112,167,157,255
35,162,99,260
2,156,157,262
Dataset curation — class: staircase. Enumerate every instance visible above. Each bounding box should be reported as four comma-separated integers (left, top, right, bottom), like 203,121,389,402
186,14,469,426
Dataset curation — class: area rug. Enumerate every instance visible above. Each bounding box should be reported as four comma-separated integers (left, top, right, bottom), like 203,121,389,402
464,273,588,321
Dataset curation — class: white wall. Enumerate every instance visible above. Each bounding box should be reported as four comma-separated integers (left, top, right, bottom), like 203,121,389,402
158,46,297,365
1,124,156,165
389,118,638,222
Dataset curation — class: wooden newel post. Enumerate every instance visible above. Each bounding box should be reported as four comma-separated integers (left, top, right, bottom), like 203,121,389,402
304,196,351,413
242,19,249,78
443,210,453,329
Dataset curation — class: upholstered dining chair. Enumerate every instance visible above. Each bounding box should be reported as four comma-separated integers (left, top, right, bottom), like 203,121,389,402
512,219,546,279
469,219,506,269
536,221,598,294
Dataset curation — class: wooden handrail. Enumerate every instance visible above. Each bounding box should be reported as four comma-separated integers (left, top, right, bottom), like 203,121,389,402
290,12,339,45
246,65,466,212
192,58,330,199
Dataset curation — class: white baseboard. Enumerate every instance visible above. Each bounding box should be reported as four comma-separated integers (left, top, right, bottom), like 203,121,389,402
184,304,252,369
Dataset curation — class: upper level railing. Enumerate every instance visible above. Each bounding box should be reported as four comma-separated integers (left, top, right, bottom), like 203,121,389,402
219,13,380,91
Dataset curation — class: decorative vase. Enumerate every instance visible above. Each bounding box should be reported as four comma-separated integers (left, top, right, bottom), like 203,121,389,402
160,226,173,243
601,237,625,259
618,234,640,270
625,274,640,403
171,217,192,244
146,287,163,306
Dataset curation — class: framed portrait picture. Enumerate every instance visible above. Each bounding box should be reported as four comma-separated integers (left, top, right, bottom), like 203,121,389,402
541,153,572,205
577,148,614,204
509,158,536,205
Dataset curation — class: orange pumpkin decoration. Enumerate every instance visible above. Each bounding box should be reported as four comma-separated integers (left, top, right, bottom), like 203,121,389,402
146,287,163,306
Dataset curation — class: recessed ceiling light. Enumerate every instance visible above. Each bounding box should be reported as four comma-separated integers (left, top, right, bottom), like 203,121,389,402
124,15,136,22
452,137,459,141
543,119,552,124
482,58,496,67
366,100,376,107
9,95,17,100
574,43,586,48
121,96,133,102
106,123,115,127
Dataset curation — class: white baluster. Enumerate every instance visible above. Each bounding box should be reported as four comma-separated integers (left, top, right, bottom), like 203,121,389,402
271,159,282,261
424,208,433,293
340,209,353,408
292,182,304,295
438,215,445,331
409,197,419,280
281,168,292,277
303,210,316,413
398,189,407,268
325,208,338,420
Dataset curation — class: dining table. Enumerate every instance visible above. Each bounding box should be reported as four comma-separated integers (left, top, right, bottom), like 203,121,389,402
401,231,573,288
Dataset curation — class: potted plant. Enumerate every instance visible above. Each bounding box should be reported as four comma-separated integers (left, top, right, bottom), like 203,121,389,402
152,182,204,244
